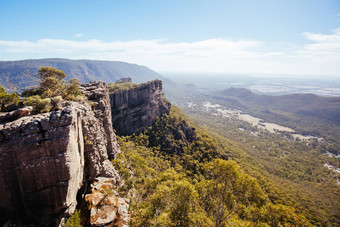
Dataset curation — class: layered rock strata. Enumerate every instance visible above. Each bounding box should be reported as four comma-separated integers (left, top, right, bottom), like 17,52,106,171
0,82,121,226
110,79,171,135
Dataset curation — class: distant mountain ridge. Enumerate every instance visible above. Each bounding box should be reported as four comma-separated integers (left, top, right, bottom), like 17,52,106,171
216,87,340,120
211,87,340,137
0,58,163,90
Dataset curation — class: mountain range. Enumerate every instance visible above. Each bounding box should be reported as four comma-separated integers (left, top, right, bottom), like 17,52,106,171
0,58,163,90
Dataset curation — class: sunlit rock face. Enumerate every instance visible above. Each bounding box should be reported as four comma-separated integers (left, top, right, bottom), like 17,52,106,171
0,80,169,226
0,82,120,226
110,79,171,135
85,177,130,227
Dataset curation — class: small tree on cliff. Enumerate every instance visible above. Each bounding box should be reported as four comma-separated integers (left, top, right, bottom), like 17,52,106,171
23,67,83,113
38,67,66,98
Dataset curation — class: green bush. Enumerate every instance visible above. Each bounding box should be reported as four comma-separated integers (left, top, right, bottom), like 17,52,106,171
21,87,44,97
0,85,19,112
24,95,52,113
108,82,137,93
65,209,82,227
22,67,84,113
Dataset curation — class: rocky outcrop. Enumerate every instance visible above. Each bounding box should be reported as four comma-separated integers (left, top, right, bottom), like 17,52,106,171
110,79,171,135
115,77,132,84
0,106,33,123
0,82,121,226
85,177,129,227
80,82,120,161
0,79,169,225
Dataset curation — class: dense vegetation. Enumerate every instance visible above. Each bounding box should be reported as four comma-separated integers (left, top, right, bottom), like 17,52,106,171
113,107,313,226
181,103,340,226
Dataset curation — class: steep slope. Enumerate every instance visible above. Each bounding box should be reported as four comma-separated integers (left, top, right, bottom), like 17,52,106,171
112,107,313,226
0,58,162,90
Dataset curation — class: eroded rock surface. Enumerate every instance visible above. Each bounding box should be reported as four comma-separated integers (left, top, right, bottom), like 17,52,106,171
110,79,171,135
85,177,129,227
0,82,120,226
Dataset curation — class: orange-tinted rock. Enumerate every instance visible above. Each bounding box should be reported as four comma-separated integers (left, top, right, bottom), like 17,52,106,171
85,177,130,227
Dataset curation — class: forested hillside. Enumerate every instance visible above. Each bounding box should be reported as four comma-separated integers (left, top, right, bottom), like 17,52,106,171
181,104,340,226
112,107,314,226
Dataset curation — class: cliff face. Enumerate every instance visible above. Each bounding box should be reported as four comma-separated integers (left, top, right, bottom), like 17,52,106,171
0,82,121,226
0,79,170,226
110,79,171,135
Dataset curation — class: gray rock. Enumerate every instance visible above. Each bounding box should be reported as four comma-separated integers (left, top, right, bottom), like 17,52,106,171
110,79,171,135
115,77,132,84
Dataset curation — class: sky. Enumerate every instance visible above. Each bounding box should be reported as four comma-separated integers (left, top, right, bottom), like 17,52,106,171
0,0,340,77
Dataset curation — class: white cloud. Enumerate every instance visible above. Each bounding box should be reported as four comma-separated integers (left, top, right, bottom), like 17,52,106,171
0,29,339,77
74,33,83,38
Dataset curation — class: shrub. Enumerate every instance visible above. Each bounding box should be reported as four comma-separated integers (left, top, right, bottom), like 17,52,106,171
65,209,82,227
108,82,137,93
21,87,44,97
0,85,19,112
22,67,84,113
24,95,52,113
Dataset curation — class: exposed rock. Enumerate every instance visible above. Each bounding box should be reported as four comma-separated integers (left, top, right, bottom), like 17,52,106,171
81,81,120,160
85,177,130,227
0,106,33,123
0,79,169,225
110,79,171,135
0,82,121,226
115,78,132,84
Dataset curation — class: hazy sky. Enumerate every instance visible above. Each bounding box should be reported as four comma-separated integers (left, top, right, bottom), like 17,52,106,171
0,0,340,77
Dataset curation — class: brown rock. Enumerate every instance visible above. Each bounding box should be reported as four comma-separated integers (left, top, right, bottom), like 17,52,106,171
0,82,121,226
85,177,130,227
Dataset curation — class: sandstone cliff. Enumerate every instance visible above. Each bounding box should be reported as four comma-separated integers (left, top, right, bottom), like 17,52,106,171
0,82,123,226
110,79,171,135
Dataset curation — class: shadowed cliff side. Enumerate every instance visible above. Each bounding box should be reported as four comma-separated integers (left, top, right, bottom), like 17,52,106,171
109,79,171,136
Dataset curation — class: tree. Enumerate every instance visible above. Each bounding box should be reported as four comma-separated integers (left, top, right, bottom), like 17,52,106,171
37,67,66,98
197,159,267,227
0,85,19,111
22,67,84,113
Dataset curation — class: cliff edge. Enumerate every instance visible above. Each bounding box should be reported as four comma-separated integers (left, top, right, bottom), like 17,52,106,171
110,79,171,135
0,82,123,226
